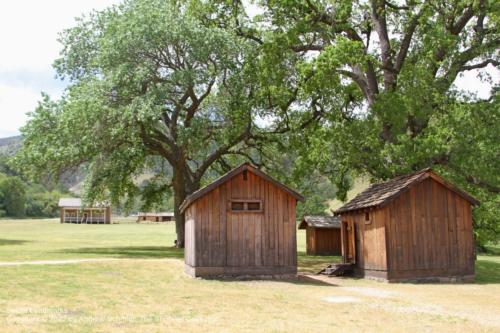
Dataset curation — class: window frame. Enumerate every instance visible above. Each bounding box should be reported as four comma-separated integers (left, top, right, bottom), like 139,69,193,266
229,199,263,213
364,211,372,225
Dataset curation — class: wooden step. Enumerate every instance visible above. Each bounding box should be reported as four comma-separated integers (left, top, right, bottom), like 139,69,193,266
318,263,353,276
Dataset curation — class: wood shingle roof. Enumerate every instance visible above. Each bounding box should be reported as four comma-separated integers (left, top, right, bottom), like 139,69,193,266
298,216,341,229
334,168,479,214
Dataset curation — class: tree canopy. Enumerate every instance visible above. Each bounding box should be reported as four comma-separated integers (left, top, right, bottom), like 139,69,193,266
14,0,275,246
219,0,499,243
14,0,499,245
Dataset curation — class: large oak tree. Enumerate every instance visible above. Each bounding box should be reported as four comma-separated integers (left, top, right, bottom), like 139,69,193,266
222,0,499,243
15,0,271,246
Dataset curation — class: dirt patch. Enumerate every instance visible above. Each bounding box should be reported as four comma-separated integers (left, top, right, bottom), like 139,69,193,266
322,296,360,304
343,286,396,298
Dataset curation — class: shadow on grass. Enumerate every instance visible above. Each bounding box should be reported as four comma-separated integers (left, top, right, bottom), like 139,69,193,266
297,251,342,274
475,258,500,284
59,246,184,259
0,239,30,246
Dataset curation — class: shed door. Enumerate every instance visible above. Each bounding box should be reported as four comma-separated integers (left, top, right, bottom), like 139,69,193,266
226,206,263,267
341,220,356,264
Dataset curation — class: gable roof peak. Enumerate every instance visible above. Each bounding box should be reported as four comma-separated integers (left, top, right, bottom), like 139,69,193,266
180,163,304,213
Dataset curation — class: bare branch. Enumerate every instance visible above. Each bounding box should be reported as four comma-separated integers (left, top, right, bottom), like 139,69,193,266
462,59,500,71
371,0,396,89
385,1,409,11
450,6,474,35
394,4,428,73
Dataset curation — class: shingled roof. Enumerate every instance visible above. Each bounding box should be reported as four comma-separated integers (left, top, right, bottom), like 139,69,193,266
180,163,304,213
334,168,479,214
298,216,341,229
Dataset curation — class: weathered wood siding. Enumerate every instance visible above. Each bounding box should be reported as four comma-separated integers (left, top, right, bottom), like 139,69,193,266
385,178,475,280
105,207,111,224
184,170,297,276
341,208,388,275
306,227,341,255
184,205,195,267
338,177,475,281
138,215,173,222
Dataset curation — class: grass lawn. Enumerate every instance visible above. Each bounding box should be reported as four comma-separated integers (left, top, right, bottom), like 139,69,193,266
1,219,499,332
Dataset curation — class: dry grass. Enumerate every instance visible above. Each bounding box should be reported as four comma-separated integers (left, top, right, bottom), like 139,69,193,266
0,219,499,332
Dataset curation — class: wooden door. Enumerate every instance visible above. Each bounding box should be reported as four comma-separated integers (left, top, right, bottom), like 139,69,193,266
226,212,263,267
341,220,356,264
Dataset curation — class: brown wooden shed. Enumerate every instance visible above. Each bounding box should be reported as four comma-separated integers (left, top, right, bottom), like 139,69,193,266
299,216,341,255
58,198,111,224
137,212,174,222
180,163,304,278
334,168,479,282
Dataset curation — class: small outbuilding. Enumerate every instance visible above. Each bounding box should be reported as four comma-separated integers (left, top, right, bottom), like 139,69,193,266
137,212,174,222
58,198,111,224
180,163,304,278
299,216,341,255
334,168,479,282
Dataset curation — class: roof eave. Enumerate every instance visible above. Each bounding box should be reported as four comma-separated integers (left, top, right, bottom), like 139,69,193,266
180,163,304,213
334,169,481,214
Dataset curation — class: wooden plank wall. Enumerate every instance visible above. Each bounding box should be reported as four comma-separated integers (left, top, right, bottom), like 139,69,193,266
306,227,314,255
188,170,297,271
341,209,388,271
105,207,111,224
307,227,341,255
386,178,475,279
184,206,196,266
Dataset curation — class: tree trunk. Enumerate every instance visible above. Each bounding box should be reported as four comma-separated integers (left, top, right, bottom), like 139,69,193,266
172,169,187,248
172,167,200,248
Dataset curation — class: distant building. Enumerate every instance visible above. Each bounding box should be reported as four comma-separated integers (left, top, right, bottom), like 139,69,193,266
299,216,341,255
58,198,111,224
137,212,174,222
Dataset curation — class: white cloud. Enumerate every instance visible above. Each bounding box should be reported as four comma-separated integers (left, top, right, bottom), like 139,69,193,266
0,0,119,72
0,84,40,137
0,0,120,138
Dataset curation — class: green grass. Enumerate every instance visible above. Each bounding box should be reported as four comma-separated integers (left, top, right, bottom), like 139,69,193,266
0,219,179,261
0,219,336,271
0,219,499,332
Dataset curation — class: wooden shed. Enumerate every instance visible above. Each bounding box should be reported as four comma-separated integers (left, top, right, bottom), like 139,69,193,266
58,198,111,224
180,163,304,278
333,168,479,282
299,216,341,255
137,212,174,222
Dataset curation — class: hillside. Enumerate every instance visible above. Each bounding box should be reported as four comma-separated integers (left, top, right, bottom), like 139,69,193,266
0,135,22,156
328,176,371,212
0,135,84,193
0,135,163,196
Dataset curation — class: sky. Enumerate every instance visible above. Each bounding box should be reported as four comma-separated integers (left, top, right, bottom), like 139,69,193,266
0,0,119,138
0,1,498,138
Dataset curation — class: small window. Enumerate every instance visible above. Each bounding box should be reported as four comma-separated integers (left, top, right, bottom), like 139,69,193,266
365,211,371,224
231,201,245,211
230,200,263,213
247,202,261,211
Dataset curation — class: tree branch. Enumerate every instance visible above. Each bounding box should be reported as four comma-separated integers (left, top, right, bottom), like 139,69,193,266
462,59,500,71
394,4,428,73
